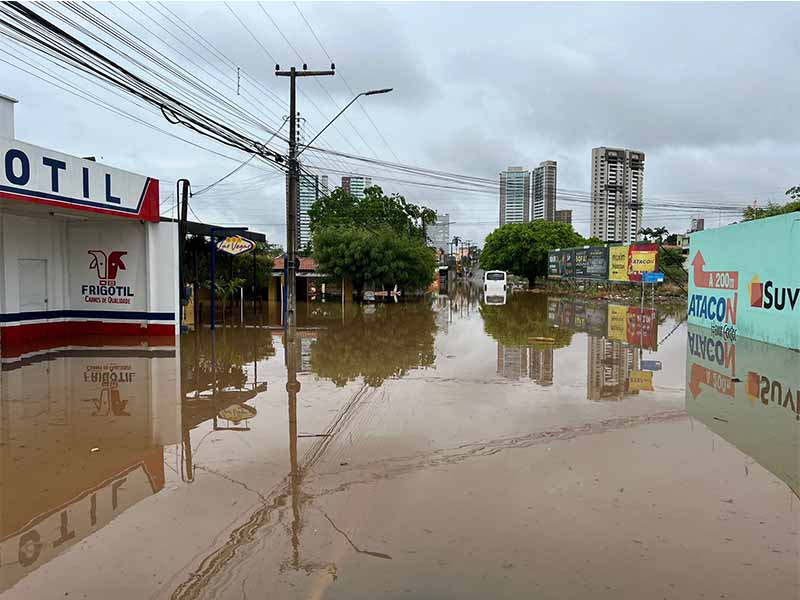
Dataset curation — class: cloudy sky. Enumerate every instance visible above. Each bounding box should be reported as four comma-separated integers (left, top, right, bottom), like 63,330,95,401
2,1,797,246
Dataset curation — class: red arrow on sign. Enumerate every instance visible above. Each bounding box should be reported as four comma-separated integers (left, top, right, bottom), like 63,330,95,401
691,251,739,290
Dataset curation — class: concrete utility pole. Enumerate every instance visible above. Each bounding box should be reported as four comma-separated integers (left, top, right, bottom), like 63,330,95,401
276,64,335,329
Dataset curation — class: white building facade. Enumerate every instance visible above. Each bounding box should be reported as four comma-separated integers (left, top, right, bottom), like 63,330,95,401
590,147,645,243
298,173,327,250
499,167,530,225
532,160,557,221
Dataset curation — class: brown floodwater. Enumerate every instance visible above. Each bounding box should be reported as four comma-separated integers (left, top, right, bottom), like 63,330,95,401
1,290,798,599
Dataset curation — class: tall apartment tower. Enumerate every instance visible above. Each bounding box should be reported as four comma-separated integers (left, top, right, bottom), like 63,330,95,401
499,167,531,225
590,147,645,242
532,160,557,221
297,173,328,249
427,213,450,255
586,336,640,401
341,175,372,199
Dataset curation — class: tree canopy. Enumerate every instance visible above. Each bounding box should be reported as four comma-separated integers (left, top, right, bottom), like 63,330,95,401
309,185,436,240
480,221,588,286
311,186,438,293
742,189,800,221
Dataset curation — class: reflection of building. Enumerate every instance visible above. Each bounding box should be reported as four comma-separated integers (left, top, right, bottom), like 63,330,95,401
555,209,572,225
297,173,328,249
428,213,450,255
587,336,640,400
590,147,645,243
586,336,640,400
0,345,180,592
532,160,557,221
497,343,529,379
499,167,531,225
529,348,554,386
341,175,372,199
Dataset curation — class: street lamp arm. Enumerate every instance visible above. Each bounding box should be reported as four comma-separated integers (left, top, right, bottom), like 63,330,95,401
296,88,392,157
296,93,363,157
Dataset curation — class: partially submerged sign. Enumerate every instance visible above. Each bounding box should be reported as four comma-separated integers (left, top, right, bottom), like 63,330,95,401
216,235,255,256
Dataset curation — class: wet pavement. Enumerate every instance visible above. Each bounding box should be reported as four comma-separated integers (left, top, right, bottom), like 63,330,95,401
1,290,798,599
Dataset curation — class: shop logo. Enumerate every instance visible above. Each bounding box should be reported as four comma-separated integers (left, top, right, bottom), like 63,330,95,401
82,250,134,304
749,274,799,311
88,250,127,281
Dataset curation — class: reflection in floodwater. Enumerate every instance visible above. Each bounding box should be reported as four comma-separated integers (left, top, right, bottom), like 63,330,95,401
308,302,437,387
0,343,179,593
685,325,800,498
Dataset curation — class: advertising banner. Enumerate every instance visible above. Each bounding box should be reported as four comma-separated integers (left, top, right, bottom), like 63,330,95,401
547,248,575,279
0,138,159,222
608,246,630,282
629,370,654,392
630,248,658,272
687,213,799,349
574,246,609,281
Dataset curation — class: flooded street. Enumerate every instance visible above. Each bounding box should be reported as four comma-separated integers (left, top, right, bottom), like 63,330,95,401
2,291,798,599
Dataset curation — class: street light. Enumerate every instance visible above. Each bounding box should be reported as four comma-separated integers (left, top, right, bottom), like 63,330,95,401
296,88,393,156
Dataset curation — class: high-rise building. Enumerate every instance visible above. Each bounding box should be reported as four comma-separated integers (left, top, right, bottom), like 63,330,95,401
555,209,572,225
532,160,557,221
341,175,372,199
499,167,531,225
297,174,328,249
590,147,645,243
427,213,450,255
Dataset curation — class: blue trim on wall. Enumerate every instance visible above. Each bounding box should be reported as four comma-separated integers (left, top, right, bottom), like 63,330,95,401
0,310,175,324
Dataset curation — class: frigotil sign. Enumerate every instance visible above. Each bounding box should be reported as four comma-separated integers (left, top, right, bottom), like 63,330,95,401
0,138,159,221
216,235,255,256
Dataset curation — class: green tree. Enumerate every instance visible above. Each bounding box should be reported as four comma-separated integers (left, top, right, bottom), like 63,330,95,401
480,221,585,287
638,226,669,243
314,225,437,295
309,185,435,242
742,190,800,221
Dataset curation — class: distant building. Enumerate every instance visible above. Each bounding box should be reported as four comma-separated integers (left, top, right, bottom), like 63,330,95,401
499,167,530,225
298,174,328,249
590,147,645,243
690,217,705,232
341,175,372,199
555,209,572,226
532,160,557,221
427,213,450,255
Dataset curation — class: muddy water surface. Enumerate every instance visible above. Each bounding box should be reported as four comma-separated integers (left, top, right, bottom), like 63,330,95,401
1,291,798,599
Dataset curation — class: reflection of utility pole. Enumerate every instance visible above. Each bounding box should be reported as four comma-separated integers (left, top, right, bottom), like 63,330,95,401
284,328,302,568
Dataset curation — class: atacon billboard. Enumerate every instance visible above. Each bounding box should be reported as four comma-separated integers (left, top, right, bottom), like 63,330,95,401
0,138,159,222
688,212,799,349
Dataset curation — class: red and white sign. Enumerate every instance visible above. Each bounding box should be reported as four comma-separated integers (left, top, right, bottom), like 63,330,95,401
0,138,159,221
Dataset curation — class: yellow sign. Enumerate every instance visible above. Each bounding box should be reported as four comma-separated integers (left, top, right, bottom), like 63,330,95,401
630,250,657,273
217,236,256,256
607,304,628,341
629,370,654,392
608,246,629,281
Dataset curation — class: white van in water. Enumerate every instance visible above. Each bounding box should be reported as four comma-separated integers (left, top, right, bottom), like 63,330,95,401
483,270,507,294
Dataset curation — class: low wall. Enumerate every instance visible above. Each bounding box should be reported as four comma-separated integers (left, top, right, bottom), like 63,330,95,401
687,212,799,349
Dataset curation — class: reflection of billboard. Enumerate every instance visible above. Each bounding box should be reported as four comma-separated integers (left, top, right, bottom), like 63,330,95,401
607,304,658,350
685,325,799,497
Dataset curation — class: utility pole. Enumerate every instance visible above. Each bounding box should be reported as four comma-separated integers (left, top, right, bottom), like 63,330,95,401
177,179,190,331
276,64,335,329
